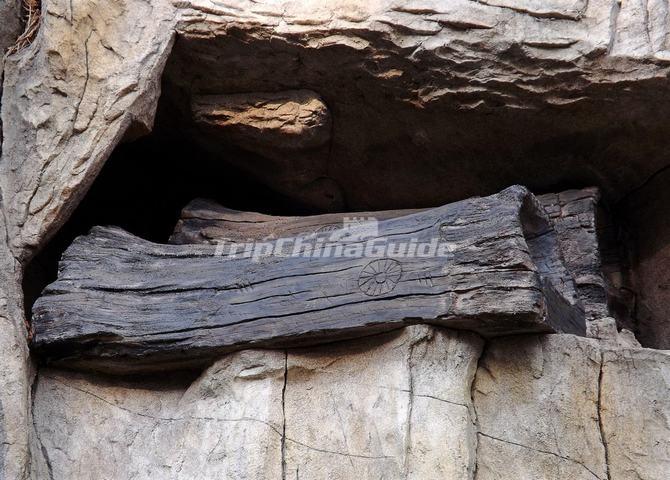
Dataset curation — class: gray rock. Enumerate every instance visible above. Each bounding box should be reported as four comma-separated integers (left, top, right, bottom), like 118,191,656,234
0,1,22,56
284,326,483,479
601,347,670,480
473,334,607,480
0,400,5,478
33,350,285,479
191,90,337,208
30,327,670,479
33,327,484,480
0,217,33,480
1,0,176,259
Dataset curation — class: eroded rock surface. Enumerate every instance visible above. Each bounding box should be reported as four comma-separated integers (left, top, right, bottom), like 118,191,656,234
33,350,285,479
33,327,484,479
192,90,331,151
1,0,176,259
0,2,21,57
32,327,670,480
474,335,606,479
601,347,670,480
166,0,670,212
284,327,483,479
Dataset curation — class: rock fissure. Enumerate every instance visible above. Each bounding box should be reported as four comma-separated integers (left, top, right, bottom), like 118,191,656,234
402,335,418,478
597,353,612,480
471,0,585,21
469,338,485,480
476,432,603,480
281,350,288,480
30,373,53,480
72,29,94,134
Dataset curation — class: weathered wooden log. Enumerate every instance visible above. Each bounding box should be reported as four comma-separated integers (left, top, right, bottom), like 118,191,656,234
537,189,610,323
31,186,584,374
170,198,419,245
175,188,611,325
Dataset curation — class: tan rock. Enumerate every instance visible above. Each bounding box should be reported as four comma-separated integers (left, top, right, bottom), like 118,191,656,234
32,327,484,480
601,347,670,480
33,350,285,479
0,213,33,480
284,326,483,479
192,90,331,151
29,328,670,479
1,0,176,258
473,334,607,480
191,90,337,209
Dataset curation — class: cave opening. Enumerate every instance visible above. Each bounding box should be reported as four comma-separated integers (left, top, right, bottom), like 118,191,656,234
20,31,665,351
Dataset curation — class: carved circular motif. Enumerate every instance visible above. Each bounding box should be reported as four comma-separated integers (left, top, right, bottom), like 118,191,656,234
358,259,402,296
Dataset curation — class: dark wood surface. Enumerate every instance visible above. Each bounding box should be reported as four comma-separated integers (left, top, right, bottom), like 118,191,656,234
170,198,419,245
31,186,584,374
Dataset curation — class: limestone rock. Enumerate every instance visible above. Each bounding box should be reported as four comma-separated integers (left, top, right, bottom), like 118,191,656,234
473,334,607,480
0,283,33,480
0,0,22,152
284,326,483,479
33,350,285,479
1,0,177,259
31,327,670,480
33,326,484,479
587,317,642,349
601,347,670,480
0,1,21,57
192,90,331,151
0,213,33,480
191,90,337,209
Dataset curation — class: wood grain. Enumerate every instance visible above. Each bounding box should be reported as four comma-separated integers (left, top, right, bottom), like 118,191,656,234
31,186,584,373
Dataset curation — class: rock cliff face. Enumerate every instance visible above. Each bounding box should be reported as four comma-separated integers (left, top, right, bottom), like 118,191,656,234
1,1,670,479
32,327,670,479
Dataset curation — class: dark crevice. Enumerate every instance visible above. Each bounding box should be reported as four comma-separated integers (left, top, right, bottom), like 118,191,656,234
597,353,612,480
618,161,670,206
280,349,288,480
470,338,486,480
30,372,54,480
7,0,41,56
